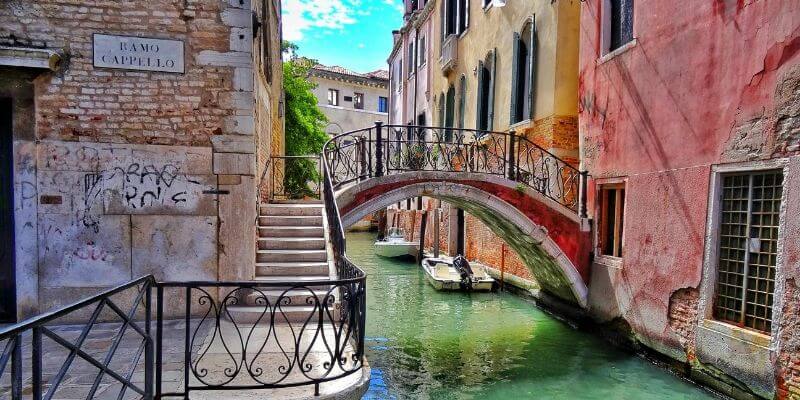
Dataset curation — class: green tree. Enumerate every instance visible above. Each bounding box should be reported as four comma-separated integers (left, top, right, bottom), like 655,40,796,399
282,44,328,198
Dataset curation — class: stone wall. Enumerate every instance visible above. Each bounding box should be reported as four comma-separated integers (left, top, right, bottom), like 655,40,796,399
0,0,283,319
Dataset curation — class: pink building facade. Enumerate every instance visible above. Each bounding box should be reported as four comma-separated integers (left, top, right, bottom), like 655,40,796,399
579,0,800,398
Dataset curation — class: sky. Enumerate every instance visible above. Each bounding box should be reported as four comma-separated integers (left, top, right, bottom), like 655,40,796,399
282,0,405,73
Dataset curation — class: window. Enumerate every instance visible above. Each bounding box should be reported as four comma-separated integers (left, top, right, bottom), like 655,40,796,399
476,51,496,131
511,19,537,124
443,0,468,38
598,184,625,258
458,75,466,128
418,36,427,66
714,171,782,333
354,93,364,110
260,0,272,83
408,41,415,78
444,85,456,141
378,96,388,113
327,89,339,106
606,0,634,53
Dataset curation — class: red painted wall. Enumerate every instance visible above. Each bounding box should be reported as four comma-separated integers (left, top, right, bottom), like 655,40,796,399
340,178,591,280
580,0,800,395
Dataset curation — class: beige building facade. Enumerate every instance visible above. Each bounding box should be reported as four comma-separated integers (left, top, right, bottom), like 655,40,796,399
0,0,284,321
387,0,581,281
308,65,388,136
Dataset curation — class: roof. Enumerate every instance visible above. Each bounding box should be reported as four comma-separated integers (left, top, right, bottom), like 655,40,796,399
309,64,390,86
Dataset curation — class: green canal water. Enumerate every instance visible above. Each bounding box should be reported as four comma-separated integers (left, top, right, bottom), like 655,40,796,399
346,232,719,400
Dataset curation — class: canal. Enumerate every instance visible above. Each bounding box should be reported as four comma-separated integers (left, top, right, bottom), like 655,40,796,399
346,232,720,399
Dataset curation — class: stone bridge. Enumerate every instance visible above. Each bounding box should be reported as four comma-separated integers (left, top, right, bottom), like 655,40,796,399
324,124,592,307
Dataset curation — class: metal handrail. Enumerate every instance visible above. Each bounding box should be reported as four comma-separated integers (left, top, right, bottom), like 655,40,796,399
324,123,586,212
269,154,322,200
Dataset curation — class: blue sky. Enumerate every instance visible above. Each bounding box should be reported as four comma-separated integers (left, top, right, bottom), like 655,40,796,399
282,0,404,73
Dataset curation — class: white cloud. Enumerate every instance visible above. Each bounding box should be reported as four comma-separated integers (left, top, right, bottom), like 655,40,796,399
282,0,361,41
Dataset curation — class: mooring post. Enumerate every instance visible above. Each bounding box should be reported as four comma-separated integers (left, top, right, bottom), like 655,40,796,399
374,121,384,177
418,210,428,262
507,130,517,181
580,170,589,218
433,208,440,258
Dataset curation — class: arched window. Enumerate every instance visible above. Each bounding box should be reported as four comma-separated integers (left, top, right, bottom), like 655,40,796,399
476,50,496,132
511,18,537,124
445,85,456,141
458,75,467,129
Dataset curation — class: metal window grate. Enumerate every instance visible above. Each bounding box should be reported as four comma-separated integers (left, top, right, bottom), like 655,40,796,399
714,171,782,332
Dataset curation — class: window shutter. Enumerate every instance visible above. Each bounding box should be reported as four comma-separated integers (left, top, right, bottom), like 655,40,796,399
510,32,520,125
440,2,445,52
476,60,485,130
528,17,538,121
458,76,466,128
488,49,497,131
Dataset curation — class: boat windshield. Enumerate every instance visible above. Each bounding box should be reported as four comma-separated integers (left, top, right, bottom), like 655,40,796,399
387,227,406,238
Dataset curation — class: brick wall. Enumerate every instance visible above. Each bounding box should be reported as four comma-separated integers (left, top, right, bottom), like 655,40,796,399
465,214,532,281
1,0,282,317
0,0,243,145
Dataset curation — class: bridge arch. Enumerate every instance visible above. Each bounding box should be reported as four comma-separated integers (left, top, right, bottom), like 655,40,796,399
336,171,591,307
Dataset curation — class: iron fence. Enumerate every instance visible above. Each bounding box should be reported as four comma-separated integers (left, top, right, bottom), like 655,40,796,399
270,155,322,201
324,123,586,212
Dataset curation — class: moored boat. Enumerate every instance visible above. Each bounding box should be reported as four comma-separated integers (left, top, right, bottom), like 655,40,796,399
421,256,495,291
374,227,420,259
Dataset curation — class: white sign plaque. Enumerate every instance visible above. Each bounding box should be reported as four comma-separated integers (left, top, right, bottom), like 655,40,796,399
93,34,184,73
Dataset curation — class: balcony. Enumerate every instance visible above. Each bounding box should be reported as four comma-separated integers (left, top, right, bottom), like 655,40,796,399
440,34,458,74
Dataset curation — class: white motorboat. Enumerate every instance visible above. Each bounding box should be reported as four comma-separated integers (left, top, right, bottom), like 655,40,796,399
421,256,495,292
374,227,420,259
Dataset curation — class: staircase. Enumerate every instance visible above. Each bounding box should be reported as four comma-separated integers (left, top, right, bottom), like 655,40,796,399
227,201,334,323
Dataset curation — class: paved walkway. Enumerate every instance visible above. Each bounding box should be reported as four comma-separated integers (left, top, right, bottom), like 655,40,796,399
0,320,368,400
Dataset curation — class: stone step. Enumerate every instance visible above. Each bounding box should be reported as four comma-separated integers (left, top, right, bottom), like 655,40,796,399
258,237,326,250
261,203,323,216
257,249,328,263
225,305,338,323
242,288,338,307
259,215,323,227
268,199,323,205
258,226,324,238
256,262,329,276
252,275,333,290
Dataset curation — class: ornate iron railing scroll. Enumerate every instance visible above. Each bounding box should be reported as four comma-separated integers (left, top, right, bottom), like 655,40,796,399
324,123,582,212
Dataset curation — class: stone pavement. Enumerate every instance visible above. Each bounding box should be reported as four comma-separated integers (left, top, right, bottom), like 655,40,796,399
0,320,368,400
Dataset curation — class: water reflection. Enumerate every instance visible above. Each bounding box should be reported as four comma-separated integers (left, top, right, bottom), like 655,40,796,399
346,232,718,399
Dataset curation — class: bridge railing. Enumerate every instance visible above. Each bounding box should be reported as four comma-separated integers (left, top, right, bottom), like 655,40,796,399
324,123,586,213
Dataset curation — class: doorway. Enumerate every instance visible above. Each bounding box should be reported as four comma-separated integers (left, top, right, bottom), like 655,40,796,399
0,97,15,323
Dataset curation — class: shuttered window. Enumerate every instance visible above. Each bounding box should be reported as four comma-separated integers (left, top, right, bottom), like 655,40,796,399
510,20,536,125
714,171,782,333
458,75,466,129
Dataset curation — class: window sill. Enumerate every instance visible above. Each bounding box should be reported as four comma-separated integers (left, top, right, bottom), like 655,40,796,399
594,255,623,270
509,119,533,131
597,38,638,65
700,319,771,348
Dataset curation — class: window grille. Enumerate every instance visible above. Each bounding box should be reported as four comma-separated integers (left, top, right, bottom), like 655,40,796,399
714,171,782,333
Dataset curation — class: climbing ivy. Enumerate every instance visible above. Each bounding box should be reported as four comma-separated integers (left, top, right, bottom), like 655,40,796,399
282,42,328,198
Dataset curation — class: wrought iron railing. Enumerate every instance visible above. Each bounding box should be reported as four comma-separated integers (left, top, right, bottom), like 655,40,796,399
269,155,322,201
324,123,587,212
155,278,366,398
0,276,156,400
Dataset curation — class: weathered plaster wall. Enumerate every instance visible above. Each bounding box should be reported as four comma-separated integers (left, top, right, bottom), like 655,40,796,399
336,172,591,306
0,0,283,317
579,0,800,397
